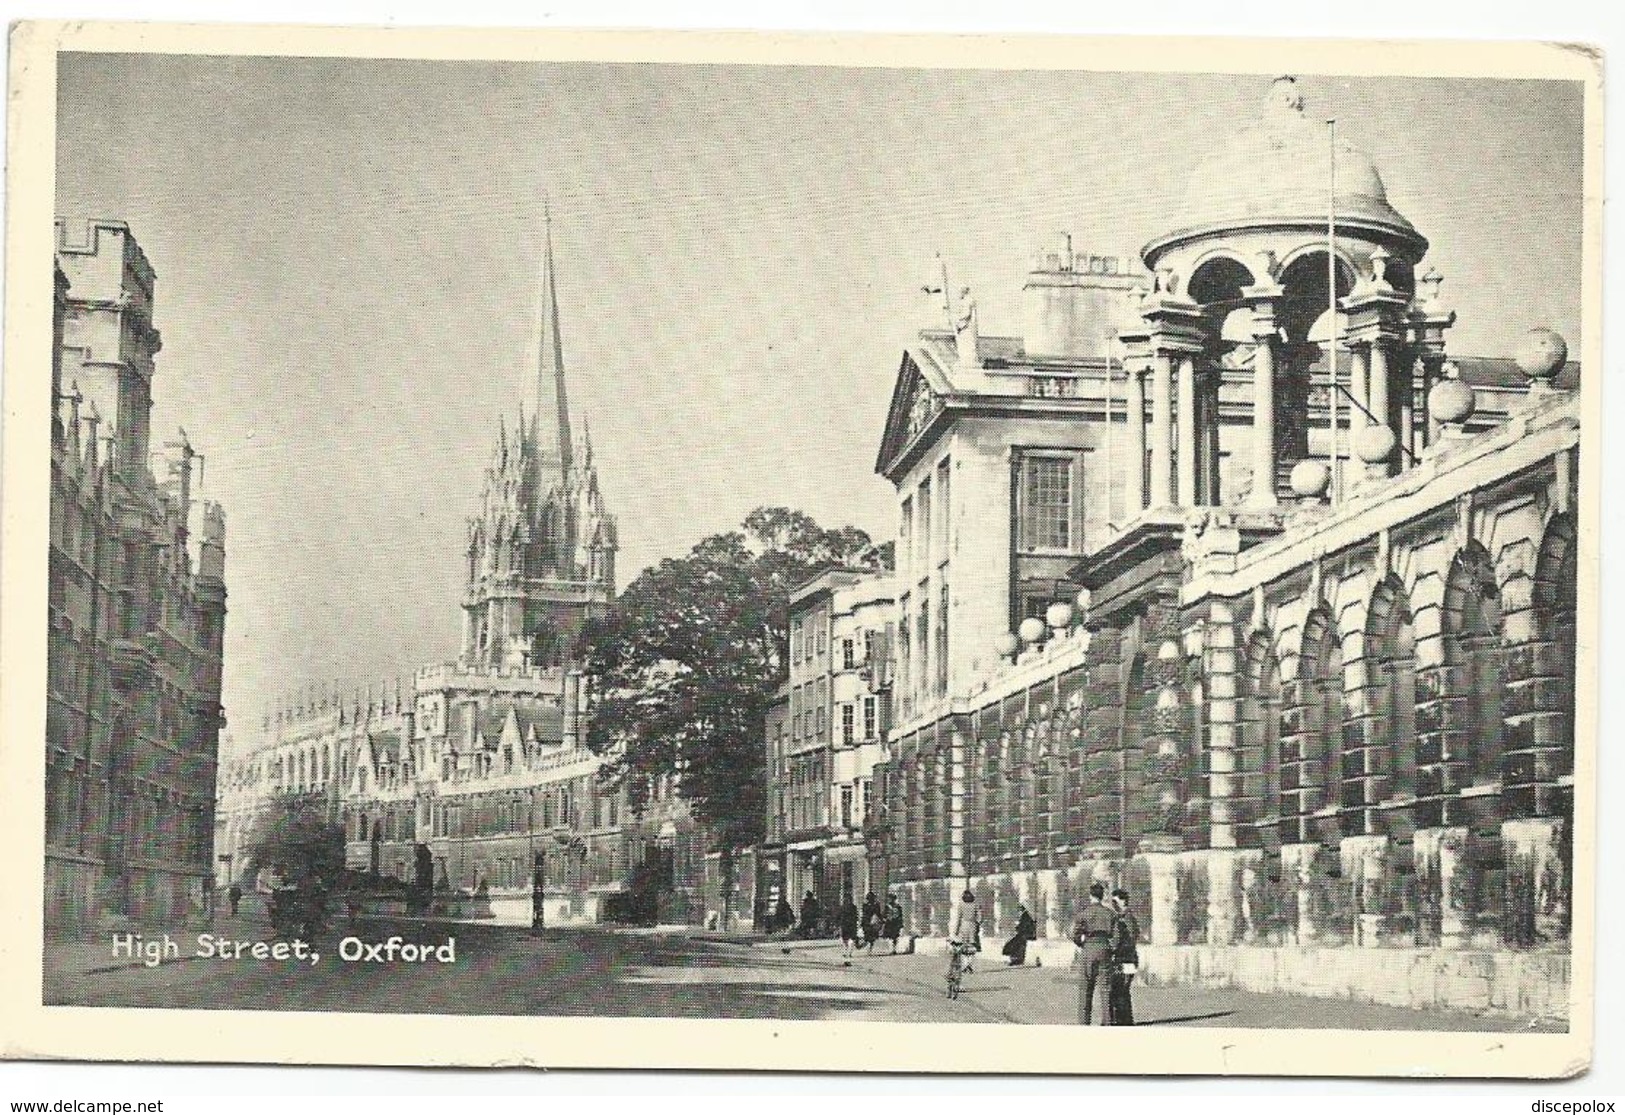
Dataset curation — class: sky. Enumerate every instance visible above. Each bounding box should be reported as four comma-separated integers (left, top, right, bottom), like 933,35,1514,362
52,56,1584,752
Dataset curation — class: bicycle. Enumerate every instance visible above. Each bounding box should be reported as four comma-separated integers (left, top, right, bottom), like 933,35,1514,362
945,941,977,999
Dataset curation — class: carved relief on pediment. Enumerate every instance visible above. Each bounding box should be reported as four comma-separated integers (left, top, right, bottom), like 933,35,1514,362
905,376,937,439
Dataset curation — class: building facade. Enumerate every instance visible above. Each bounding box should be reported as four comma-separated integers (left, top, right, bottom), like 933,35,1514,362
760,568,894,921
865,78,1579,1015
47,218,229,932
217,220,706,925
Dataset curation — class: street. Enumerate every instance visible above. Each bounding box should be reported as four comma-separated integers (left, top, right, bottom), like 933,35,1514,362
43,900,1561,1031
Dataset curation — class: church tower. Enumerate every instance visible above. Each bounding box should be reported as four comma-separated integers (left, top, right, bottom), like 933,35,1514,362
461,215,618,669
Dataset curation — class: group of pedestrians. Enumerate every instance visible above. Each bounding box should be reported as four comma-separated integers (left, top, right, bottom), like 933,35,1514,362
1071,882,1141,1025
940,881,1141,1025
838,891,906,956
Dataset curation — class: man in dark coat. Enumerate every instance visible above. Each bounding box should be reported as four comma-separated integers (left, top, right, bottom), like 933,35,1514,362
799,891,821,938
1071,881,1117,1024
1109,887,1142,1025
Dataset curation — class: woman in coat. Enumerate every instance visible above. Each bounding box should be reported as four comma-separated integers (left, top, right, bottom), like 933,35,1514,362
860,892,883,951
1001,903,1038,966
881,893,905,954
838,894,861,957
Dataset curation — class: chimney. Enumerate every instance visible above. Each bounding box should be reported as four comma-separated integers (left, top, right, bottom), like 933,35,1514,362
1022,237,1142,359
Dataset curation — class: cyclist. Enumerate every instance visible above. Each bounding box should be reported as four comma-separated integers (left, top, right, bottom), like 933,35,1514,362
946,889,982,997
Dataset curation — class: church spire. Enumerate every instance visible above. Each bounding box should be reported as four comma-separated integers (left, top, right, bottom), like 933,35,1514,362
534,200,574,488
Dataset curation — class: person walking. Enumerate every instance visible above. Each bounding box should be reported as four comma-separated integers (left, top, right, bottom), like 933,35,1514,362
1002,903,1037,966
227,882,242,917
882,893,905,954
1109,887,1142,1026
861,891,882,952
1071,881,1117,1025
799,890,821,939
839,894,860,957
948,888,982,977
774,895,794,934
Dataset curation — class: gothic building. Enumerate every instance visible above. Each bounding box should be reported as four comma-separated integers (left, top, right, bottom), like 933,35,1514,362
217,220,706,926
864,78,1581,1019
461,219,616,670
47,219,229,932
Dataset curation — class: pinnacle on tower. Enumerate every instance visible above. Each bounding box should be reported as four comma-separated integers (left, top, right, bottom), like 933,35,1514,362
533,203,574,491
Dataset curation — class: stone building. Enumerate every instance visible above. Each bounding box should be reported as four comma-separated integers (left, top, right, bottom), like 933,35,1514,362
865,77,1580,1017
217,220,704,925
759,568,895,920
47,218,229,932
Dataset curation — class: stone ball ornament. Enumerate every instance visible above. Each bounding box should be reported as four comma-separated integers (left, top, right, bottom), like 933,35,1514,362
1289,459,1331,498
1514,328,1568,382
994,631,1020,658
1429,377,1477,425
1018,617,1047,645
1355,422,1398,465
1046,602,1074,629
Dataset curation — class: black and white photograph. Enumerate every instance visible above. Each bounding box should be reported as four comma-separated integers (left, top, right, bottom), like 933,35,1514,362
0,22,1601,1078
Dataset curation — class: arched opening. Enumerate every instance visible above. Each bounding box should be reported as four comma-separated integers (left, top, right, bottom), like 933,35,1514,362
1186,256,1259,506
1275,251,1359,473
1366,577,1420,804
1444,545,1505,785
1240,631,1284,844
1299,609,1343,834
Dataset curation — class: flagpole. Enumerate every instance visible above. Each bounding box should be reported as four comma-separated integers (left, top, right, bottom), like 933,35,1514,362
1328,116,1340,504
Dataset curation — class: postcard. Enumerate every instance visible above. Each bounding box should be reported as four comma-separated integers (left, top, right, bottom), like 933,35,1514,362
0,21,1600,1077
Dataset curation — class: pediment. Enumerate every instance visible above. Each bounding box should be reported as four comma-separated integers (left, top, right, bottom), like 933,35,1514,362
874,349,955,479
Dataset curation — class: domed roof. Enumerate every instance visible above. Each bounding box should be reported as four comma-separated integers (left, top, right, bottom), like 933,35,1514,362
1148,78,1425,260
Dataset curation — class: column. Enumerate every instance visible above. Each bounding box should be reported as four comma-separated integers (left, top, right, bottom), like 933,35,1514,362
1397,353,1416,468
1369,339,1391,435
1142,850,1181,946
1347,344,1369,447
1150,353,1174,507
1177,355,1198,506
1416,354,1439,447
1250,334,1277,507
1126,366,1147,513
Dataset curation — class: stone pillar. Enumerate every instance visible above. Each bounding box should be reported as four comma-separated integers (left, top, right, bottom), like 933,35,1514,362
1249,336,1278,508
1150,353,1174,508
1126,365,1148,514
1340,833,1389,947
1414,826,1472,949
1280,842,1320,944
1206,849,1245,945
1397,354,1417,468
1241,282,1284,508
1203,599,1241,849
1142,851,1181,947
1502,816,1569,947
1177,355,1198,506
1347,344,1369,446
1369,340,1392,474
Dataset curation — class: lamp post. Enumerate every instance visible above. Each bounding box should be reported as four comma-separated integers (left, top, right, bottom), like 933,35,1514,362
530,788,545,936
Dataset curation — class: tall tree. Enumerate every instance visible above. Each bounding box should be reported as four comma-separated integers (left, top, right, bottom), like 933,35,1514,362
579,507,888,858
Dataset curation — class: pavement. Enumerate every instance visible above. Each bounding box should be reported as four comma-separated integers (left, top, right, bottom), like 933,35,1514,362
42,897,1564,1031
